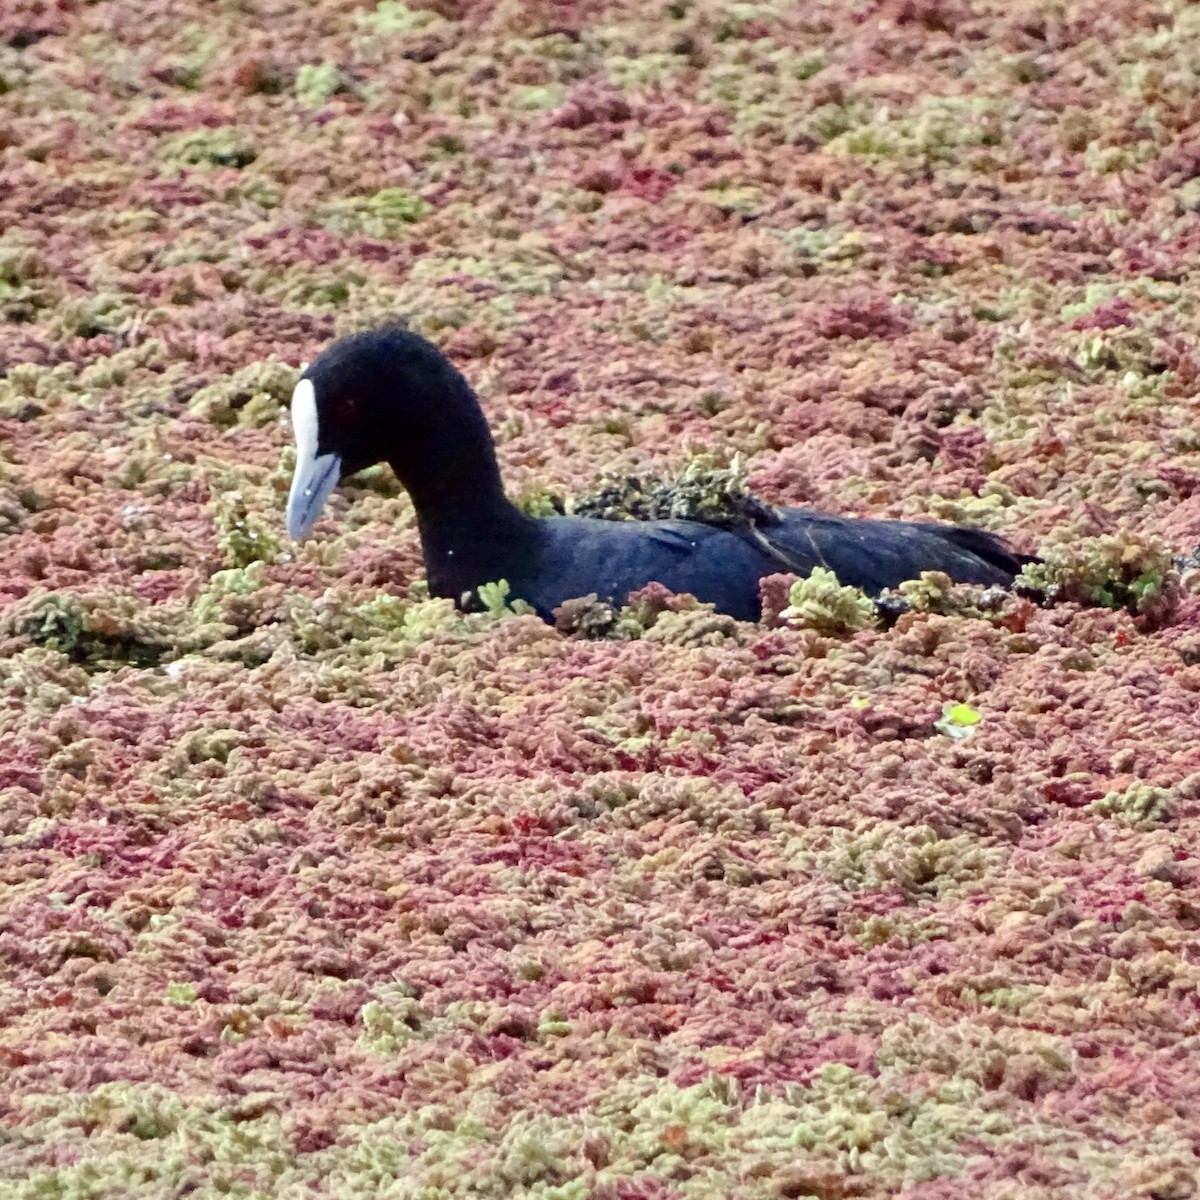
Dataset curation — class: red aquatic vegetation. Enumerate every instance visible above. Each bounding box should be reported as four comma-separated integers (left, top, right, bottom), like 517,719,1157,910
3,0,1200,1194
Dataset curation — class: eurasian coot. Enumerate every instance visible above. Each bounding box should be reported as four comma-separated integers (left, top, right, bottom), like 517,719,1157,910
286,326,1030,621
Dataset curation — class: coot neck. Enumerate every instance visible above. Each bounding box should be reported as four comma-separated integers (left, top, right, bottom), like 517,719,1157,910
388,449,541,600
375,363,543,597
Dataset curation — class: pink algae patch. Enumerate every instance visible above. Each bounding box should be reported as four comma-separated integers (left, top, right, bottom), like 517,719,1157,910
2,0,1200,1197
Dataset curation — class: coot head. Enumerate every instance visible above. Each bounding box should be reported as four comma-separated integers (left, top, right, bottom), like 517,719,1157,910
286,325,501,540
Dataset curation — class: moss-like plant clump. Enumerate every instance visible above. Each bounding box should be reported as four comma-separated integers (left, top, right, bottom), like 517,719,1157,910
190,361,300,430
779,567,879,636
553,581,741,644
323,189,433,238
891,572,1013,620
1017,533,1178,622
295,61,346,106
572,453,776,530
357,1,441,35
1091,783,1174,829
12,592,175,669
167,127,257,168
214,493,280,568
474,579,536,619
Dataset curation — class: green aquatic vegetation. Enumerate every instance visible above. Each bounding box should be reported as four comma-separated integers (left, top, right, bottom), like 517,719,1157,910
1018,533,1178,619
712,1,777,37
833,123,899,159
1085,140,1154,175
1176,177,1200,212
792,52,825,80
165,981,198,1005
344,463,406,499
18,593,87,658
514,489,565,518
308,278,350,306
181,573,280,662
238,176,282,208
357,0,441,35
280,273,355,308
428,131,466,156
778,226,838,259
552,594,623,639
1069,324,1168,380
61,291,131,338
0,648,92,714
827,96,1003,162
167,127,256,168
295,61,345,106
1060,284,1118,322
1075,335,1120,372
360,987,428,1054
1091,783,1173,829
0,239,48,321
475,580,535,619
366,187,433,226
192,560,267,622
286,585,524,659
189,360,300,430
551,597,716,653
820,823,1007,899
694,183,765,216
537,1008,572,1038
640,605,743,646
781,568,878,636
898,571,957,614
920,492,1016,533
391,595,464,640
698,39,834,138
605,52,687,88
807,103,862,144
571,452,775,530
214,493,280,569
159,23,218,89
642,275,690,307
323,188,433,238
7,3,1200,1193
936,702,982,740
13,591,175,670
350,592,413,636
9,573,274,673
515,84,566,110
894,571,1013,621
554,584,737,643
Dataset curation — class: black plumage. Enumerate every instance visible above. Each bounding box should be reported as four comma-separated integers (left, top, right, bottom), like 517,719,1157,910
285,326,1032,622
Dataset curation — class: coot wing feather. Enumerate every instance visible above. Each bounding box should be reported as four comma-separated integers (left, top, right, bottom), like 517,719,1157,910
744,507,1028,593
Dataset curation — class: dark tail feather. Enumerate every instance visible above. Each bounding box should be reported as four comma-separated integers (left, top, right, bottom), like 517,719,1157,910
747,507,1038,593
937,525,1038,577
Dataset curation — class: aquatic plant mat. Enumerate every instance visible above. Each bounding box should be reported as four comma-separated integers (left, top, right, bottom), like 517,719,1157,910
3,1,1200,1196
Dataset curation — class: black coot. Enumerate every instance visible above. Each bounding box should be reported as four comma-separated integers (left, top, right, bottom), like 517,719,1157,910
286,327,1031,621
